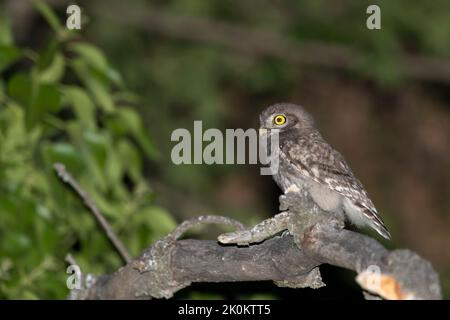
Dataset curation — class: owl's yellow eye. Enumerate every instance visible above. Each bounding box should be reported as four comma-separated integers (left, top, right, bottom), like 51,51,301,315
274,115,286,126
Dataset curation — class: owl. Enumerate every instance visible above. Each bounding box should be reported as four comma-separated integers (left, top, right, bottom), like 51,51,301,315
260,103,391,240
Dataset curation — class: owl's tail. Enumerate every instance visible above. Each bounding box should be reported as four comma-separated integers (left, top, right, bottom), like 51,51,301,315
370,219,391,240
361,207,391,240
346,199,391,240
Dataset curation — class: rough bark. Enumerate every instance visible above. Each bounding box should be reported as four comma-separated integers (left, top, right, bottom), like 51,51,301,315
69,192,442,300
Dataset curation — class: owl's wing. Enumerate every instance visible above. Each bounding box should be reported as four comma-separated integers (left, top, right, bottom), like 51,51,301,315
280,137,390,239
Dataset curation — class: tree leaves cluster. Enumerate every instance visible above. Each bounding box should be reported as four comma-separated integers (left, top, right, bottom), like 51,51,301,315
0,2,175,299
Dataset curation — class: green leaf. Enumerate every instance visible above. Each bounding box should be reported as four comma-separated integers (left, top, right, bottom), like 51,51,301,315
71,59,115,112
84,75,114,112
7,73,32,106
107,68,124,87
83,130,108,166
39,53,65,83
117,139,142,182
32,83,62,113
0,46,22,72
116,108,160,159
134,129,160,160
69,42,125,88
105,146,123,187
61,86,96,129
104,115,128,136
116,107,141,132
91,191,120,218
69,43,108,73
36,40,59,72
0,103,27,159
66,122,108,191
8,73,62,128
82,130,122,191
42,142,83,173
33,1,63,33
28,84,61,128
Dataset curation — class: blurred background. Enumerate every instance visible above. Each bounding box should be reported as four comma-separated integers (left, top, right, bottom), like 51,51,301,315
0,0,449,299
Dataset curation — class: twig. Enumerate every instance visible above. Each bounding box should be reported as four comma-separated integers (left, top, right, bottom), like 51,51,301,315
54,163,132,264
169,215,245,240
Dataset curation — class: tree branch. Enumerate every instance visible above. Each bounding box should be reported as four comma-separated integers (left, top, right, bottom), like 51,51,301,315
67,189,442,300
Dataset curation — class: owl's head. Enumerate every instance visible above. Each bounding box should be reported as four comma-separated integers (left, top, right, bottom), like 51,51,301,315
260,103,315,131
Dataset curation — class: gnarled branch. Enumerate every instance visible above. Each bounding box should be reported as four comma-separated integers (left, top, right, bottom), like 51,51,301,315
68,190,442,300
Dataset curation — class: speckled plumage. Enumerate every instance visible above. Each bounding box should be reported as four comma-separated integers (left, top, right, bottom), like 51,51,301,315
260,103,391,240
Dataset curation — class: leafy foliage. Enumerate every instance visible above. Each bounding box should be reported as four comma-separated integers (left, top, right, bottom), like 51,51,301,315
0,3,175,299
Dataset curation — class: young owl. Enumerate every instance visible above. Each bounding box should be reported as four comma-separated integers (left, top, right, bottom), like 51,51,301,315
260,103,391,240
